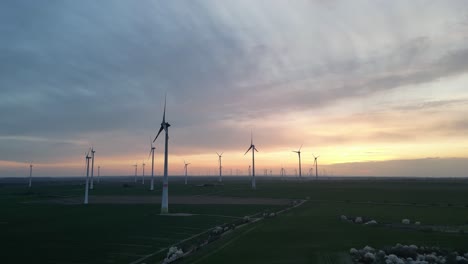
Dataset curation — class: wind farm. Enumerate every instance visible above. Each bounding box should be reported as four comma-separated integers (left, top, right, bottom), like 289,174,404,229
2,1,468,264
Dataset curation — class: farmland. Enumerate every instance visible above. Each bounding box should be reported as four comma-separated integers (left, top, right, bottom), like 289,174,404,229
1,177,468,263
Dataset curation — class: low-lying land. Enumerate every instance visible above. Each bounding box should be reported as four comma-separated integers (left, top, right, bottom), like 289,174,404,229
1,177,467,263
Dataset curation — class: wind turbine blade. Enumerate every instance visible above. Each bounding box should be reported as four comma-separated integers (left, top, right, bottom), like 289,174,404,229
292,151,299,153
299,144,303,151
153,126,164,142
254,147,258,152
162,93,167,123
250,131,253,145
216,152,220,156
220,152,223,156
244,145,253,155
148,149,152,159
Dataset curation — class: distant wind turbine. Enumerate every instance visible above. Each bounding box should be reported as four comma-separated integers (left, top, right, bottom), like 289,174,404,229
244,133,258,190
148,137,156,191
90,148,95,190
292,145,303,179
153,94,170,214
133,164,138,183
142,162,146,184
313,154,320,180
28,162,33,188
184,160,190,185
84,149,91,204
216,152,223,182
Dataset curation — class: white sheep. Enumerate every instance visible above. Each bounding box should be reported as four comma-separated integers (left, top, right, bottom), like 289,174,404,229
355,217,363,223
349,248,358,255
415,221,421,225
386,254,405,264
365,220,378,225
364,252,376,261
363,246,375,252
402,219,410,224
340,215,347,221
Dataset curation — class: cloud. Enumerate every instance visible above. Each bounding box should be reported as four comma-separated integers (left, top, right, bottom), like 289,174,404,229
1,1,468,176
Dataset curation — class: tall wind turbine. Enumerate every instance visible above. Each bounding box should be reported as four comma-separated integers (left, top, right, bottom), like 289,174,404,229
313,154,320,180
244,133,258,190
153,94,170,214
28,162,33,188
142,162,146,184
148,137,156,191
184,160,190,185
216,152,223,182
292,145,303,179
90,148,95,190
84,149,91,204
133,164,138,183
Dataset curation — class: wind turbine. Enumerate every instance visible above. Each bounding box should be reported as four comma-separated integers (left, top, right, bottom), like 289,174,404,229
90,148,95,190
292,145,303,179
148,137,156,191
313,154,320,180
244,133,258,190
153,94,170,214
133,164,138,183
142,162,146,184
216,152,223,182
84,149,91,204
184,160,190,185
28,162,33,188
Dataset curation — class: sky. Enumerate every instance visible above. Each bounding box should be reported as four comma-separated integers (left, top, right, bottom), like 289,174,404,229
1,1,468,177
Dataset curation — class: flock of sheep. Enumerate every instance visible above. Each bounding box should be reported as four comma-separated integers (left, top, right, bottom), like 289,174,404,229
350,244,468,264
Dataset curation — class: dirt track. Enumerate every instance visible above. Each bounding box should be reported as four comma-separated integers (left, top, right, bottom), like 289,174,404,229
35,195,292,205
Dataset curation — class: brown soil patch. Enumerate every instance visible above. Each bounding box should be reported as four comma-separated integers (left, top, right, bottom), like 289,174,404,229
34,195,291,205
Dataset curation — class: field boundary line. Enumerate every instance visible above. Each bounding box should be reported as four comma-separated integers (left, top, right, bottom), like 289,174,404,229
191,225,258,264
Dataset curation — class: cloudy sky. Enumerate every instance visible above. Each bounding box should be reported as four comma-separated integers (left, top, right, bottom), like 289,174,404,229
1,1,468,177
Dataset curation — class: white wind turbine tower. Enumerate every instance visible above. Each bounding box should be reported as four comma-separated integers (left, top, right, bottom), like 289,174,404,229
97,166,100,183
133,164,138,183
292,145,303,179
244,133,258,190
184,160,190,185
313,154,320,180
148,138,156,191
142,162,146,184
28,162,33,188
90,148,95,190
216,152,223,182
84,149,91,204
153,94,170,214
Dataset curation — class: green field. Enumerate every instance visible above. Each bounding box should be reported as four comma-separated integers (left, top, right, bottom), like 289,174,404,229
1,177,468,264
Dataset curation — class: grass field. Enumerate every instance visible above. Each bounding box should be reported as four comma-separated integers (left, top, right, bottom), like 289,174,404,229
1,177,468,264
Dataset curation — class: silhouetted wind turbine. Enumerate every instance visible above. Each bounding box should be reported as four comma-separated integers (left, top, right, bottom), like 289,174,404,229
216,152,223,182
133,164,138,183
142,162,146,184
153,94,170,214
28,162,33,188
184,160,190,185
293,145,303,179
244,133,258,189
313,154,320,180
148,137,156,191
90,148,95,190
84,149,91,204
